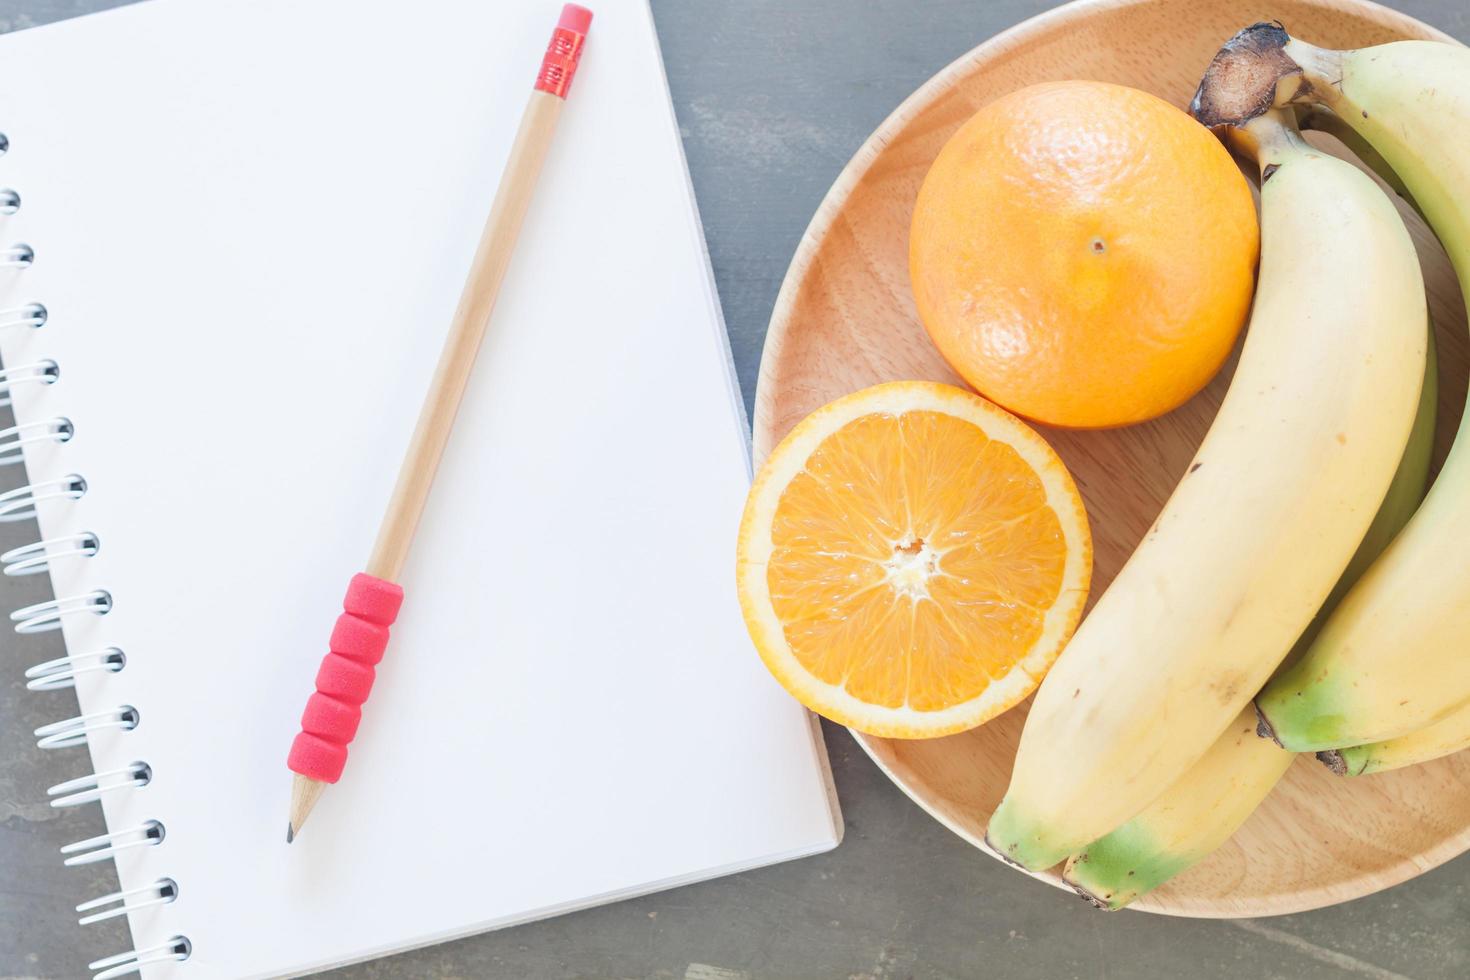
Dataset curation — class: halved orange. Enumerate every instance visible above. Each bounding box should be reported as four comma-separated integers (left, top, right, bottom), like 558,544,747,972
737,382,1091,738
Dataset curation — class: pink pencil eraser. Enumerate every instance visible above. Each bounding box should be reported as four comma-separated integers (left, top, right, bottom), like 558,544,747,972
559,4,593,34
537,4,592,98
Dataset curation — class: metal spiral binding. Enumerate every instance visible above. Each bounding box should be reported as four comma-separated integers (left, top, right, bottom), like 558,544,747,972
89,937,191,980
11,588,110,633
0,474,85,522
3,530,98,576
60,820,165,867
25,645,124,691
33,705,138,749
0,416,72,464
1,242,34,266
47,761,150,807
0,358,58,407
76,878,177,926
0,301,47,332
0,130,190,975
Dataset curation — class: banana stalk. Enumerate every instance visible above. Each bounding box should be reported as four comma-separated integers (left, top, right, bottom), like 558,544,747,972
1218,27,1470,752
1065,323,1437,908
985,103,1427,872
1294,106,1420,212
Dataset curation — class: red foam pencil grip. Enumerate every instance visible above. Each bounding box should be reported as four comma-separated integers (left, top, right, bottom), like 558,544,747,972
287,573,404,783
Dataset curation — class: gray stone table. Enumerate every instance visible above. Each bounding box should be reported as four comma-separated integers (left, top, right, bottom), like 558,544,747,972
4,1,1470,977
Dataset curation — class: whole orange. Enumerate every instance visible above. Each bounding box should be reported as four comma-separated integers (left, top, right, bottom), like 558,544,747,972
909,80,1259,429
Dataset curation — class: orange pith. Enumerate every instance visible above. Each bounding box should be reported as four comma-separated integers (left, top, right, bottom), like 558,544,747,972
738,382,1091,738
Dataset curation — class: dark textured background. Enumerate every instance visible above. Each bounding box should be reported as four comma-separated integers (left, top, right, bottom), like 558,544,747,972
4,1,1470,977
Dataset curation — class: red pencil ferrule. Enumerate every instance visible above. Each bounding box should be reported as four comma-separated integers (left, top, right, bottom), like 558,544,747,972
535,22,588,99
287,573,404,784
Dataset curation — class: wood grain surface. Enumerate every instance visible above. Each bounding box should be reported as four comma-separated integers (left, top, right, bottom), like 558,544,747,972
755,0,1470,918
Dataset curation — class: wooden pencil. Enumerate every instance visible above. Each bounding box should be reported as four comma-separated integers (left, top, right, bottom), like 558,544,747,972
287,3,594,843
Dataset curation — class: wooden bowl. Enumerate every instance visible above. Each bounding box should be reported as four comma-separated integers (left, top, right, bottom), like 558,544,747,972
754,0,1469,917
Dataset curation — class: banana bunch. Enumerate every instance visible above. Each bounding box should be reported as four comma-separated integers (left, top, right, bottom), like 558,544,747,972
984,92,1429,872
1017,24,1470,909
1240,30,1470,758
1066,328,1437,908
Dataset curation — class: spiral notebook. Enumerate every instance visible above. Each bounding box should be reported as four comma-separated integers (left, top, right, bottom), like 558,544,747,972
0,0,841,976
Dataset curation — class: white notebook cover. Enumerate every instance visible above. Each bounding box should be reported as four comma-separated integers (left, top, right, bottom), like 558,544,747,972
0,1,841,976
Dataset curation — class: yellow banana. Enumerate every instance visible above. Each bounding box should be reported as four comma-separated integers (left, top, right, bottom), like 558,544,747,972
1065,323,1437,909
985,103,1427,873
1235,28,1470,751
1322,700,1470,777
1063,709,1291,909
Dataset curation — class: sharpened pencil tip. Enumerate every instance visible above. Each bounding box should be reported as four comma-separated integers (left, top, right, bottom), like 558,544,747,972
288,773,326,843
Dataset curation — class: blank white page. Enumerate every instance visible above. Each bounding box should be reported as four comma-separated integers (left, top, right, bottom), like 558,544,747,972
0,1,840,976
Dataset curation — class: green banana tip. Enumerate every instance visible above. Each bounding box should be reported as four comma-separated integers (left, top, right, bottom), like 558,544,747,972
1316,749,1349,775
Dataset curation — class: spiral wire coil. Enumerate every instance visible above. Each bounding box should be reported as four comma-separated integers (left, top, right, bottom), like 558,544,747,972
2,130,190,976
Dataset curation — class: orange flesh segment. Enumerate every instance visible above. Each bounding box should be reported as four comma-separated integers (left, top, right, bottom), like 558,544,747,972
765,410,1067,714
